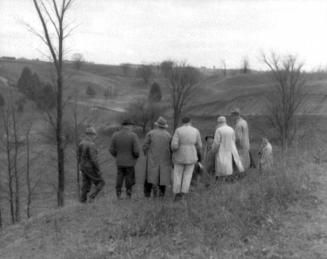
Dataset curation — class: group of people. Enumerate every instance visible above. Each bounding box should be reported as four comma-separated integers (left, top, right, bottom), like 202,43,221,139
77,109,273,203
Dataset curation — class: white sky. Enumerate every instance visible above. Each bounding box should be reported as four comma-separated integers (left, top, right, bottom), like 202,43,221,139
1,0,327,70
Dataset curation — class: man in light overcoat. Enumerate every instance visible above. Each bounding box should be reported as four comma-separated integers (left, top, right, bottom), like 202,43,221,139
231,108,251,169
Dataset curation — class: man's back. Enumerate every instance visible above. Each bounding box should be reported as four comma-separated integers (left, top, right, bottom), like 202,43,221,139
78,137,99,170
110,128,140,167
235,117,250,150
171,124,202,164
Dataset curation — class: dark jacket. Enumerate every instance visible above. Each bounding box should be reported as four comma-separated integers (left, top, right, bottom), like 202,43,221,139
78,136,100,172
109,127,140,167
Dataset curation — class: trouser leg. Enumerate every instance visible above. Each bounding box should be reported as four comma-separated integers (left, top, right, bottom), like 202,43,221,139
159,185,166,197
116,167,125,198
80,171,91,203
125,167,135,198
89,173,105,200
181,164,195,193
173,164,184,194
144,180,152,198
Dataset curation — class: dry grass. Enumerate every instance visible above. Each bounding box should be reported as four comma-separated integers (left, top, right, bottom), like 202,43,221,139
0,148,318,259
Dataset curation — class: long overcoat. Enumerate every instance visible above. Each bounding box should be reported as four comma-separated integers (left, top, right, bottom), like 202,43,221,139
213,124,244,176
234,117,250,169
143,128,172,186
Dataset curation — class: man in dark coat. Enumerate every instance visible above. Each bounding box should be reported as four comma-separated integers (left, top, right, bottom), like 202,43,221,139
109,119,140,199
143,116,172,198
78,127,105,203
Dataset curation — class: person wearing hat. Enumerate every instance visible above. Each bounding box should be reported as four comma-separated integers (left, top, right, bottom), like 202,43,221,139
171,116,202,200
230,108,251,170
212,116,244,182
109,119,140,199
77,126,105,203
258,137,273,172
202,135,216,186
143,116,172,197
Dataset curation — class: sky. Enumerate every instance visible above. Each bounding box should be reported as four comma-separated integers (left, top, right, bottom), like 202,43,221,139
1,0,327,70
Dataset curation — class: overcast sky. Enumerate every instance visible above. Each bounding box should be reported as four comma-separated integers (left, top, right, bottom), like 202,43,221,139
1,0,327,70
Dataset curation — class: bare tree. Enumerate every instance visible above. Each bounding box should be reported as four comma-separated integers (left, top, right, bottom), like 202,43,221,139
164,62,201,130
221,59,227,77
72,53,84,70
263,53,306,150
160,60,174,78
0,92,23,223
241,56,250,74
120,63,131,76
32,0,75,207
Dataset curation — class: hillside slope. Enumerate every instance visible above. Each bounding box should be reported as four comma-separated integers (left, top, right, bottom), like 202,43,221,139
2,59,327,118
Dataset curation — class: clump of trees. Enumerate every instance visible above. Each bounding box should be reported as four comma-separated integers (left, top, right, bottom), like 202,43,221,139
120,63,131,76
125,81,164,135
86,85,96,97
137,65,153,85
148,81,162,103
71,53,84,70
263,53,306,150
17,67,56,111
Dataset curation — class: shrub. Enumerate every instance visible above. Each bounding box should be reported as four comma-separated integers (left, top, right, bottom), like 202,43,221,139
86,85,96,97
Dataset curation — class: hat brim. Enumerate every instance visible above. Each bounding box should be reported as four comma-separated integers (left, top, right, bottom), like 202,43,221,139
155,122,168,128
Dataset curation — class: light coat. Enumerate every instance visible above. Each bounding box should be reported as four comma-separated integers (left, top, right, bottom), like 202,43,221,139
213,123,244,176
171,124,202,165
143,128,172,186
234,117,250,169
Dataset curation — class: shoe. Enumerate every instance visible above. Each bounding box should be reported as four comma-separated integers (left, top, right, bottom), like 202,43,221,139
174,193,182,201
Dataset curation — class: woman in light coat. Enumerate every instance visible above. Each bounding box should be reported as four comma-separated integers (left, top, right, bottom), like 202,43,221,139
212,116,244,180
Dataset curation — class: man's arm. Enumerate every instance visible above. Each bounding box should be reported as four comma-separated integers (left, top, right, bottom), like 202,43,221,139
195,130,203,161
211,129,220,153
143,132,151,155
132,134,140,159
109,135,117,157
171,130,179,151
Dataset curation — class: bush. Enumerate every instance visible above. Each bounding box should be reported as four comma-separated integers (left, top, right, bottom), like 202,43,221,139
86,85,96,97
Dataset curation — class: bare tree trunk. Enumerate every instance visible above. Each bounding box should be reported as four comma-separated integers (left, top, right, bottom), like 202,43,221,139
32,0,75,208
25,128,32,218
56,77,65,207
0,208,2,229
73,97,80,200
3,109,15,224
11,102,20,222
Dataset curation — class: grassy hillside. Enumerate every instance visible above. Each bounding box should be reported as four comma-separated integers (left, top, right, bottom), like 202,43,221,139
0,151,325,258
1,59,327,258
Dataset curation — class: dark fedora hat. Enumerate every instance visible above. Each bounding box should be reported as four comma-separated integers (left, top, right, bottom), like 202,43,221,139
154,116,168,128
122,118,135,126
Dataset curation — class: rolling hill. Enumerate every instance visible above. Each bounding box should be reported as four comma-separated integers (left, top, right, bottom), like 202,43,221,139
2,59,327,121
